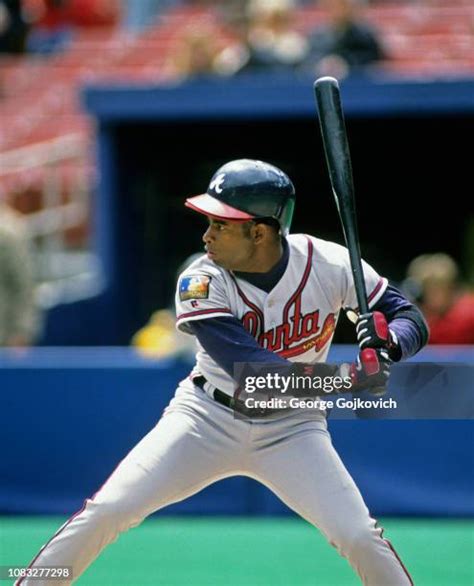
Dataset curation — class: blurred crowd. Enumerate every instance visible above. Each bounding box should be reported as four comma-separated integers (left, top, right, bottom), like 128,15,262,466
156,0,386,80
0,201,41,348
402,253,474,345
0,0,119,54
1,0,471,75
1,0,385,77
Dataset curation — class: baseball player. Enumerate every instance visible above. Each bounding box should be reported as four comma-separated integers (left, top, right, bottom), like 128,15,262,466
18,159,428,586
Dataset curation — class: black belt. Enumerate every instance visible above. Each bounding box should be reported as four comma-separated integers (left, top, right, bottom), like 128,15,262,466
193,375,271,418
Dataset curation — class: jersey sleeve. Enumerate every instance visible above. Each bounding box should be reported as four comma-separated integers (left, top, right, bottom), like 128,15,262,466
189,316,288,377
175,269,233,334
342,255,388,313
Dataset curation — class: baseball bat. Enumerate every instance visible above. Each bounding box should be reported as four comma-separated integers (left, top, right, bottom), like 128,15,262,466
313,76,369,315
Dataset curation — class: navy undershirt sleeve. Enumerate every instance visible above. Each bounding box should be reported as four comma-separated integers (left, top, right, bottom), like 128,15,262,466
372,284,412,319
372,284,429,359
188,317,288,377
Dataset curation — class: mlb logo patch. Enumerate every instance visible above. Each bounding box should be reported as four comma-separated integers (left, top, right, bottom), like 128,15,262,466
179,275,211,301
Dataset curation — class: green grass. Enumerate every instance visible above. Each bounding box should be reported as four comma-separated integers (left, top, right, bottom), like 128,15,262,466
1,516,473,585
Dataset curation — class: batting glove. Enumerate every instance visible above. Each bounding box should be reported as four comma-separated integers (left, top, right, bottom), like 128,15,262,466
347,347,392,396
355,311,399,356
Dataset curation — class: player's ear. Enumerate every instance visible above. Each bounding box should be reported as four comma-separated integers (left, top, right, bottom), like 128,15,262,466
252,222,267,244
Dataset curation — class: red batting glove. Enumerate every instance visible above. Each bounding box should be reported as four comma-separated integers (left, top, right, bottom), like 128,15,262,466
356,311,391,348
349,348,392,396
355,311,401,361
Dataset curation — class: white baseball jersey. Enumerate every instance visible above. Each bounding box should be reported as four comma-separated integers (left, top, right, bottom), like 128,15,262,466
176,234,387,395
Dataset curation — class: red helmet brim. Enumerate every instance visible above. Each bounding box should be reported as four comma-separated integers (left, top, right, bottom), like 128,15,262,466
185,193,255,222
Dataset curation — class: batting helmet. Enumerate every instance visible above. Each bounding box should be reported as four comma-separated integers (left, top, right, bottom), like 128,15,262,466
185,159,296,236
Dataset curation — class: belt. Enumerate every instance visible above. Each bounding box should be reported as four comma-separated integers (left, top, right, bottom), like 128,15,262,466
192,375,271,418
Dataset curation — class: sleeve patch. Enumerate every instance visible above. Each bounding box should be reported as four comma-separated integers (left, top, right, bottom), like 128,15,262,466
179,275,211,301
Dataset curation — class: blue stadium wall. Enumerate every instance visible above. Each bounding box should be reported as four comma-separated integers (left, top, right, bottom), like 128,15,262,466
1,346,473,517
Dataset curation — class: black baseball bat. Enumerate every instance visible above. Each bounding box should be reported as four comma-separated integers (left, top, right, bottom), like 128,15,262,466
314,76,369,315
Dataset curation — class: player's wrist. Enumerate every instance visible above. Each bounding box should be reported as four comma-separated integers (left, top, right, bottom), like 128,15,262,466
387,328,402,361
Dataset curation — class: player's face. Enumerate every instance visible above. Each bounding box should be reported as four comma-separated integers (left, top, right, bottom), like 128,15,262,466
202,218,257,271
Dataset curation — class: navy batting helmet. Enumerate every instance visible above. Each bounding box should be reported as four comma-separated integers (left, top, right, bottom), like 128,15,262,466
185,159,296,236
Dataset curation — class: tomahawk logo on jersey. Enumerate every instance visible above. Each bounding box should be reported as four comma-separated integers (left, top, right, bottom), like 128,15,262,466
176,234,387,394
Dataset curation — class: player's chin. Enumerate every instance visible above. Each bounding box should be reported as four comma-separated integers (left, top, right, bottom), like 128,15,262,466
210,255,230,269
207,251,221,264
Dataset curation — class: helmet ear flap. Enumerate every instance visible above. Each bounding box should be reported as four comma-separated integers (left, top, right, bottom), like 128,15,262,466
278,198,295,236
253,217,281,235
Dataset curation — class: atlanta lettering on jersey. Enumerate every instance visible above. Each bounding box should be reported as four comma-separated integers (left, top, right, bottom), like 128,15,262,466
242,305,336,358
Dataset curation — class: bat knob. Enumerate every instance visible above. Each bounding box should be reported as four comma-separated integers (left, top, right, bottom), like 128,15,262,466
314,76,339,90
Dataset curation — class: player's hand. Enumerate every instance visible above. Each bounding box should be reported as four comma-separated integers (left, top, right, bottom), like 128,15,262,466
349,348,392,396
355,311,398,354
